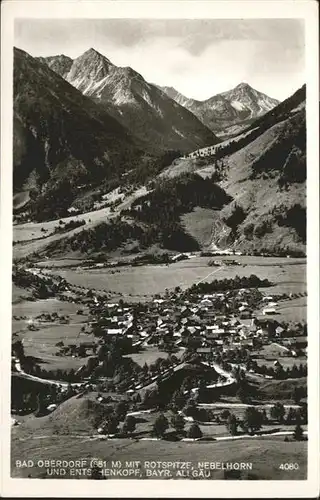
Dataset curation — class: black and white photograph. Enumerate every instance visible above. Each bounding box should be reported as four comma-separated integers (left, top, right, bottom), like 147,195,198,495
1,0,319,497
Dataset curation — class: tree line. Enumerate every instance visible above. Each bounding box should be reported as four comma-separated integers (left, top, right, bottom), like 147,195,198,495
188,274,272,294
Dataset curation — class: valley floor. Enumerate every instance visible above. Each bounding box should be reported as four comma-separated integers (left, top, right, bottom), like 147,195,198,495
11,254,307,481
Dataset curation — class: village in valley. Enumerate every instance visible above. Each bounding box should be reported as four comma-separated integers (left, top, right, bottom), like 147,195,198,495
10,16,309,481
11,255,308,479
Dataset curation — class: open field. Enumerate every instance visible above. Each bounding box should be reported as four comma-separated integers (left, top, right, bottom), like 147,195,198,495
252,343,307,369
253,344,307,369
181,208,222,249
12,283,33,304
12,297,84,319
124,349,169,366
12,298,92,371
124,347,185,367
48,256,306,302
12,298,87,333
15,322,93,371
36,259,85,268
255,378,307,403
125,348,175,367
255,357,307,369
254,343,293,357
11,433,307,479
264,296,307,322
15,323,92,348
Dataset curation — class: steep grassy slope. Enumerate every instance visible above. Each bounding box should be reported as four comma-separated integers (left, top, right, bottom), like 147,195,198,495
13,393,107,436
163,86,306,255
218,111,306,255
15,174,232,260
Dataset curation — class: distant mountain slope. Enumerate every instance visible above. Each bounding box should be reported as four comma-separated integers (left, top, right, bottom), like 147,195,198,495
162,86,306,256
13,48,147,218
243,84,306,133
220,83,279,119
40,48,218,153
159,86,198,109
36,54,73,78
160,83,279,137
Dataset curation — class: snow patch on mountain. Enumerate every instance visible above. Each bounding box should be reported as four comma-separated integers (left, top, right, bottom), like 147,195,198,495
172,126,185,138
160,82,280,135
231,101,245,111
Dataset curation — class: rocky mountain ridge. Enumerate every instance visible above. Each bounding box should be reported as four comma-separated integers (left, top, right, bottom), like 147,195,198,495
160,82,279,137
37,48,218,153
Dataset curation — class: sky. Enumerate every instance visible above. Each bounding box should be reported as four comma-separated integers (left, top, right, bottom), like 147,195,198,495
14,18,305,101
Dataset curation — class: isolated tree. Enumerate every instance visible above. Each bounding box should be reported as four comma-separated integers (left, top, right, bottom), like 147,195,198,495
198,378,207,401
261,409,268,424
23,392,35,412
298,403,308,424
181,376,193,393
224,469,242,480
220,409,231,420
132,392,141,404
242,407,263,433
293,422,304,441
122,415,136,436
187,423,203,439
237,386,249,404
285,407,297,425
91,464,103,480
183,399,197,418
171,389,186,410
274,363,285,379
141,363,149,376
292,386,304,404
171,414,185,433
153,413,169,438
115,400,129,421
270,402,285,423
97,344,108,361
12,340,25,360
227,413,238,436
104,414,119,435
35,393,45,417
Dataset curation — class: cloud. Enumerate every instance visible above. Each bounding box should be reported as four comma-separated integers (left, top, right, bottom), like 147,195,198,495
14,18,305,100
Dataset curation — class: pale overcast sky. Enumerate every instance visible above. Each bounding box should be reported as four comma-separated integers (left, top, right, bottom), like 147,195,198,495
14,18,305,101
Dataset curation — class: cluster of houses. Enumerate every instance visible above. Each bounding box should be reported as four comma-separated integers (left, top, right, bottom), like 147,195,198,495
79,287,296,366
261,295,279,315
14,267,306,390
90,304,135,339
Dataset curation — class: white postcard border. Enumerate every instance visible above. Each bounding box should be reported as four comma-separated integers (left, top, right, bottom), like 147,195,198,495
1,1,319,497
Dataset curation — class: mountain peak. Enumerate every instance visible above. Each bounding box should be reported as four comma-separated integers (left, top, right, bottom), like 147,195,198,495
35,53,73,78
79,47,113,65
66,48,115,92
235,82,252,90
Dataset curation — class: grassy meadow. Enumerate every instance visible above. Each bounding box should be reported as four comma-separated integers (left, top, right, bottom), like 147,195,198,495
47,256,306,301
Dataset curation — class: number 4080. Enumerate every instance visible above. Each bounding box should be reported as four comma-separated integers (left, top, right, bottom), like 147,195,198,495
279,463,299,470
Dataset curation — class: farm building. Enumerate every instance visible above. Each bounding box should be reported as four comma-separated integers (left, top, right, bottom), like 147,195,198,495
263,307,277,315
